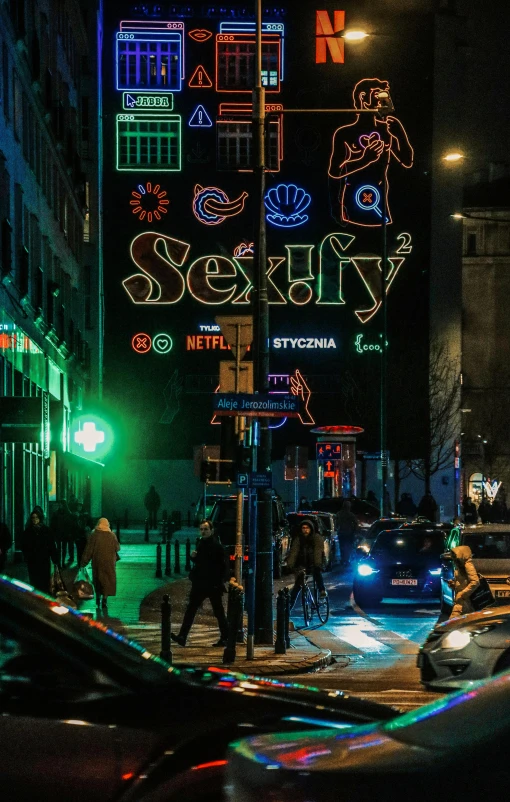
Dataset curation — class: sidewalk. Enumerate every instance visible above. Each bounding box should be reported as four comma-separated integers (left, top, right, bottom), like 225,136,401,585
4,527,331,676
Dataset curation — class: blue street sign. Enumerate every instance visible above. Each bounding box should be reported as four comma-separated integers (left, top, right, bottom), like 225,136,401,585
250,471,272,488
213,393,301,418
237,473,249,488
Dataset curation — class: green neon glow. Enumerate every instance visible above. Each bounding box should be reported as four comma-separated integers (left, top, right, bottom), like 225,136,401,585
317,233,355,305
71,415,114,460
122,92,174,111
116,115,182,171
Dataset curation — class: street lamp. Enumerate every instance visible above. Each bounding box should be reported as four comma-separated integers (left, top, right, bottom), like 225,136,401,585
343,30,370,41
443,151,465,163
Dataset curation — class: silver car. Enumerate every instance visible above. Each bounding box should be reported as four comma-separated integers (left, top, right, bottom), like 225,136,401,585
418,605,510,691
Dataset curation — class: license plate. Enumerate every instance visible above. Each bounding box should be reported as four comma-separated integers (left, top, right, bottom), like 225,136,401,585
391,578,418,586
495,589,510,598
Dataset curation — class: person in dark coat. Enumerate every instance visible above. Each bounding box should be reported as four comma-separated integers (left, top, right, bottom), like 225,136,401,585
171,519,229,647
20,511,59,593
366,490,378,507
50,499,77,565
0,521,12,572
287,519,326,607
396,493,417,518
144,485,161,530
336,500,359,566
462,495,478,524
80,517,120,609
417,491,438,522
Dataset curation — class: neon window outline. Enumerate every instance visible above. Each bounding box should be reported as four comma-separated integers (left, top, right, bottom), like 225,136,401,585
215,34,281,93
116,115,182,171
217,103,283,172
122,92,174,111
130,181,170,223
188,105,213,128
116,31,184,93
192,184,249,226
219,21,285,79
264,183,311,228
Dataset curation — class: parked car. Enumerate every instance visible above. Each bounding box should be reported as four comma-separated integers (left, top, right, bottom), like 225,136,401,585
312,496,380,529
353,523,449,608
225,665,510,802
286,511,337,570
0,575,398,802
209,494,291,577
355,516,407,555
191,494,226,526
440,524,510,614
418,604,510,691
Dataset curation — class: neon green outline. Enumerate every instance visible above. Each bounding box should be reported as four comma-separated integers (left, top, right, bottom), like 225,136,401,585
116,115,182,171
317,232,355,305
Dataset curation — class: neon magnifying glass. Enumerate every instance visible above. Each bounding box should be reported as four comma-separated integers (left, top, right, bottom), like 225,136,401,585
355,184,384,218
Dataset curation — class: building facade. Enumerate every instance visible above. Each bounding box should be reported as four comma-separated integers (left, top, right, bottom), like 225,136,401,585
0,0,103,546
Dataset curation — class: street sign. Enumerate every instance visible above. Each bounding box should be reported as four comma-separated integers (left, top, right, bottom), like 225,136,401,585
251,471,272,488
215,316,253,361
213,393,301,418
219,360,254,393
316,442,342,460
237,473,249,487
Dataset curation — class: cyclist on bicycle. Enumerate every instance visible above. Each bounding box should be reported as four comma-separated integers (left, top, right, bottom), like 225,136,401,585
287,519,327,607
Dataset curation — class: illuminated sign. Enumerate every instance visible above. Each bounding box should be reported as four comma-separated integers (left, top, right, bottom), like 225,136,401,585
122,92,174,111
116,114,182,171
153,333,173,354
188,64,213,88
0,329,41,354
328,79,413,227
187,335,230,350
317,443,343,460
122,230,407,318
216,33,281,92
188,105,213,127
264,184,311,228
192,185,249,225
132,333,152,353
219,21,285,78
131,332,173,354
234,242,254,256
316,10,345,64
213,393,301,418
273,337,337,349
74,422,105,453
355,334,384,354
188,29,213,42
116,22,184,92
130,182,170,223
71,414,114,461
217,102,283,172
290,369,315,425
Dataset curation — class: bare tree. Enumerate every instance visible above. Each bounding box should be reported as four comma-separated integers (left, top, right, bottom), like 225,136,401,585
410,339,461,492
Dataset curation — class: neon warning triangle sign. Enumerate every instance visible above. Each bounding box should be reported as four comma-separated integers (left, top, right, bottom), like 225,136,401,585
189,105,213,127
188,64,213,88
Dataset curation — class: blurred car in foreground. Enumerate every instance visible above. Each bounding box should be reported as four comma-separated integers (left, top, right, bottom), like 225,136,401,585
311,497,380,529
286,511,338,570
355,516,407,556
226,667,510,802
441,524,510,613
0,575,398,802
353,524,449,608
418,605,510,691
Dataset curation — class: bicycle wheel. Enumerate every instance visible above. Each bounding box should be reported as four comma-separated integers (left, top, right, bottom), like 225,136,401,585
313,578,330,625
302,584,313,626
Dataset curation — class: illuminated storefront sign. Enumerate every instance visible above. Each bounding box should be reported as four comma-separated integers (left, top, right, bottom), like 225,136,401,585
122,92,174,111
315,10,345,64
186,334,230,350
273,337,336,349
213,392,301,418
355,333,384,353
71,414,114,460
0,326,41,354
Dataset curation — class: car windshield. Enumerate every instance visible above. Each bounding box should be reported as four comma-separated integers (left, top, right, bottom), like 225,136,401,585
463,533,510,558
372,531,444,557
370,520,405,537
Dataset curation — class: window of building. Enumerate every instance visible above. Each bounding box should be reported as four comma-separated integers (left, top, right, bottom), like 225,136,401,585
35,266,43,310
13,72,22,141
2,45,10,121
466,231,477,255
1,219,12,274
117,37,182,91
116,116,181,171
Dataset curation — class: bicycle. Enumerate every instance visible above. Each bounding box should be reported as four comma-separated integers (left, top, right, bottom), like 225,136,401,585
295,570,330,626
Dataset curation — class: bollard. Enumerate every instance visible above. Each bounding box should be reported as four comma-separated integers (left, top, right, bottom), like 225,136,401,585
174,539,181,573
185,538,191,572
284,587,291,649
155,543,163,578
274,589,286,654
161,518,168,544
144,518,149,543
160,594,172,664
116,519,121,544
223,581,244,664
165,540,172,576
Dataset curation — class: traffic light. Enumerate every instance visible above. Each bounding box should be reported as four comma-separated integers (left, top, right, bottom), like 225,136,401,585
237,444,253,472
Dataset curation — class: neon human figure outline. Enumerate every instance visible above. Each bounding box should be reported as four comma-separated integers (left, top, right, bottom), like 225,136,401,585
328,78,414,227
130,182,170,223
264,184,311,228
192,185,249,225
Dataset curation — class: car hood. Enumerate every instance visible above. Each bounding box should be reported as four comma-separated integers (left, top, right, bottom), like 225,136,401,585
433,604,510,632
471,557,510,578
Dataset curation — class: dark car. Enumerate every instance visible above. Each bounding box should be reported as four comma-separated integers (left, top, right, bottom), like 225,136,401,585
356,516,408,556
312,496,380,529
418,604,510,691
0,575,398,802
440,524,510,614
226,666,510,802
286,511,337,570
352,524,449,607
192,494,227,526
209,494,291,577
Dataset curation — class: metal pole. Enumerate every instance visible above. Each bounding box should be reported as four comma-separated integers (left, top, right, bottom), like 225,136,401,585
246,454,258,660
160,594,172,664
381,164,389,516
155,543,162,578
234,326,245,585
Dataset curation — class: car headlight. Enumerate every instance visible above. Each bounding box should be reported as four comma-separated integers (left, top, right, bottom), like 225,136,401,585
357,563,377,577
441,629,471,650
429,568,442,576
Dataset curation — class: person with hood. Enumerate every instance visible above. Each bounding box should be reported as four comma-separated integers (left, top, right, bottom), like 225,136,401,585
171,519,229,647
336,500,359,566
80,517,120,609
20,510,59,593
446,545,480,618
287,519,326,607
417,491,438,522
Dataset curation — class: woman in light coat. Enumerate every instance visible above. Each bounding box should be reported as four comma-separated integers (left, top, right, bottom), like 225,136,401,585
80,517,120,609
449,545,479,618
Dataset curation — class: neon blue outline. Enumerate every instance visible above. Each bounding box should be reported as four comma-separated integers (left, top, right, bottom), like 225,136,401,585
354,184,388,221
188,104,213,128
264,184,311,228
115,31,183,92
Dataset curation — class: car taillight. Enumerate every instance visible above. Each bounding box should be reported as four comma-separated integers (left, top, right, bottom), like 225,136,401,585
229,555,249,561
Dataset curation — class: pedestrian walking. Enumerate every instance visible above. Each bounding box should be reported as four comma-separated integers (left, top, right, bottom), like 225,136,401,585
171,519,229,647
336,500,359,566
20,510,59,593
287,519,327,608
0,521,12,572
417,491,438,522
396,492,417,518
75,502,94,565
462,495,478,525
144,485,161,530
80,517,120,610
50,499,76,565
443,545,480,618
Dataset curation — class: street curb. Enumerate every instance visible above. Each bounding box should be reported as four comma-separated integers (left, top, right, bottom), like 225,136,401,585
172,648,333,676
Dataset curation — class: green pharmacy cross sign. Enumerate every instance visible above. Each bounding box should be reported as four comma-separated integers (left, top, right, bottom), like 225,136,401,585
71,415,114,460
74,422,105,453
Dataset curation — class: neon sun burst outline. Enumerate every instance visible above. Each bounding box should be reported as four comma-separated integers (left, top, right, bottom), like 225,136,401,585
130,182,170,223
